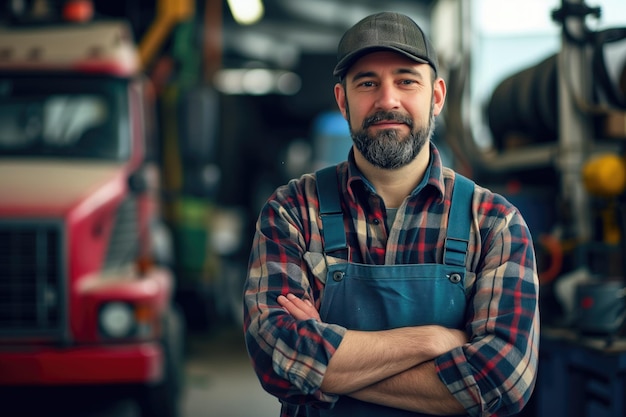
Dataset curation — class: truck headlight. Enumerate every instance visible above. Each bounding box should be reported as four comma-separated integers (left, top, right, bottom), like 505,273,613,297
99,302,135,338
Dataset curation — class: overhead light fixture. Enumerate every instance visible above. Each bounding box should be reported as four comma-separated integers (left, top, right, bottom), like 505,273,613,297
214,68,301,96
227,0,264,25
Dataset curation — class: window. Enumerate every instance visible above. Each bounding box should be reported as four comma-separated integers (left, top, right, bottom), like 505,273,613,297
0,74,130,161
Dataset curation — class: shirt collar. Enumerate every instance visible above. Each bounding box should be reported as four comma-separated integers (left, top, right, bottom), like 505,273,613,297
420,143,446,201
344,143,446,202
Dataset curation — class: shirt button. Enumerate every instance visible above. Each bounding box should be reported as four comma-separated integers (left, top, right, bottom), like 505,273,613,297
373,218,380,225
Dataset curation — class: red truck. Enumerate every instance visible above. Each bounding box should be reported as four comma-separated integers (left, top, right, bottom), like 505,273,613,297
0,13,184,417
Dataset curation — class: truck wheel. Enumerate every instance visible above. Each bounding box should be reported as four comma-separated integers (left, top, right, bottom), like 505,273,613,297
137,305,185,417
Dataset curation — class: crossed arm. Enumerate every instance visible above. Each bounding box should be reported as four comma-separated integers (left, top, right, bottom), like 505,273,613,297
277,294,468,415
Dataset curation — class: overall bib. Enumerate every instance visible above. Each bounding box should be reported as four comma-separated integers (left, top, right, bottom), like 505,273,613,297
308,166,474,417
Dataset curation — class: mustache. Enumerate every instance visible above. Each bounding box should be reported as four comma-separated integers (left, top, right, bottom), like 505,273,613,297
362,111,414,129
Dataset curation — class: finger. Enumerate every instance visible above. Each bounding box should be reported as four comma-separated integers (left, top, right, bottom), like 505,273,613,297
286,294,318,315
278,294,321,321
277,293,305,309
286,294,321,321
277,294,290,307
278,294,310,320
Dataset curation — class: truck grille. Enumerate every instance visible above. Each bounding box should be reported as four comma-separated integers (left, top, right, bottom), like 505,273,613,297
103,197,139,269
0,221,66,338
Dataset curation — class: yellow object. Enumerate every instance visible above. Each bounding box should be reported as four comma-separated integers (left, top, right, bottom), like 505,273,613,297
600,203,621,244
138,0,194,69
582,154,626,197
582,153,626,244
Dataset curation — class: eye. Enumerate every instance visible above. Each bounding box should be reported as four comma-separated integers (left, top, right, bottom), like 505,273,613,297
358,80,376,88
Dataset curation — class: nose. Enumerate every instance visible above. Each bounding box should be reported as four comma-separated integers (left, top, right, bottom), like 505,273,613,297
374,82,400,110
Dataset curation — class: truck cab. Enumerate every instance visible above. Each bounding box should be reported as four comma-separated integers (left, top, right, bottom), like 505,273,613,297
0,17,184,417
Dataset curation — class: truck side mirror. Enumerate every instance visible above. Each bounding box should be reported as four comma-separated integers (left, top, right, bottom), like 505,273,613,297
128,168,148,194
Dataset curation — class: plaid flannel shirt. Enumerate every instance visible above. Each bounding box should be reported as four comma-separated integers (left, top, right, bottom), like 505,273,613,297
243,144,539,417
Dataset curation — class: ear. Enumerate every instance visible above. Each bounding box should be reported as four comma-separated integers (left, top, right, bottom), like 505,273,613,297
334,83,348,120
432,77,447,116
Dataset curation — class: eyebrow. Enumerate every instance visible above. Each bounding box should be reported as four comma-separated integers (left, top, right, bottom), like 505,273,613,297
350,67,424,84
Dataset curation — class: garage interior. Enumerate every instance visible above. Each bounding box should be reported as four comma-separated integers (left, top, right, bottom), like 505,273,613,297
1,0,626,416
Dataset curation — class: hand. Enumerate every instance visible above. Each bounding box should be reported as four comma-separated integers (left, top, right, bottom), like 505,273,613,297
277,293,321,321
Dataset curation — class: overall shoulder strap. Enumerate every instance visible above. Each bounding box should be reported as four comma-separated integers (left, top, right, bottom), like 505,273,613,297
444,174,475,267
315,165,347,253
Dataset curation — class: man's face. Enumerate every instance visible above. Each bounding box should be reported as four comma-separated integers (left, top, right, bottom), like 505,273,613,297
334,51,446,170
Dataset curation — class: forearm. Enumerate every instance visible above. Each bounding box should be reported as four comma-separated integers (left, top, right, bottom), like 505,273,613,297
349,361,466,415
244,308,346,404
321,325,467,394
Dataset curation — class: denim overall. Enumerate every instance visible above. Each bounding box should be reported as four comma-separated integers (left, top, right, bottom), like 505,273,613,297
309,166,473,417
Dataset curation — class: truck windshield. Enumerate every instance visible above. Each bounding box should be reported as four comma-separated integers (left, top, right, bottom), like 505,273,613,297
0,74,130,161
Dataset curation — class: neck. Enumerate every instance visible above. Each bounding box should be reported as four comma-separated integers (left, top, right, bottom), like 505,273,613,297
354,145,431,208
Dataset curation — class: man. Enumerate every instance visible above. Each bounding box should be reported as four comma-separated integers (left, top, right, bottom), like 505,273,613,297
243,11,539,417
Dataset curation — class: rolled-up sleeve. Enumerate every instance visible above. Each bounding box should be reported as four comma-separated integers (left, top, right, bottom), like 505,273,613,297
436,204,540,417
243,182,347,408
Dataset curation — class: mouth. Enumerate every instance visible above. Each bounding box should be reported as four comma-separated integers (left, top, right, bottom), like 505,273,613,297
371,120,405,127
368,120,408,132
363,112,413,131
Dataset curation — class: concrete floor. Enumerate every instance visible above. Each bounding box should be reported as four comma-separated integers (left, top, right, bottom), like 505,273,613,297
2,323,279,417
182,323,281,417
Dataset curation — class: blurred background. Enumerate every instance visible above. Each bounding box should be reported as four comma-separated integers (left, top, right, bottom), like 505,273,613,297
0,0,626,416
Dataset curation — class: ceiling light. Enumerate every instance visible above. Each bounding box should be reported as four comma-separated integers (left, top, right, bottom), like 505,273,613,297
227,0,264,25
214,68,301,96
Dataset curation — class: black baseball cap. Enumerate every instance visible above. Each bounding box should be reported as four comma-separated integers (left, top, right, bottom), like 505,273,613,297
333,12,439,78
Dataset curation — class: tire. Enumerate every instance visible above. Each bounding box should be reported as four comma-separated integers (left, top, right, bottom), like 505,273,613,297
137,306,185,417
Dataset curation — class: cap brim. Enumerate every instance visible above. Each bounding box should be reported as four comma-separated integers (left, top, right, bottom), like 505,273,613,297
333,45,430,78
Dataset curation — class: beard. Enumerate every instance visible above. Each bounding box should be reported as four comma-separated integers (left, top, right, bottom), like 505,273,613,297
348,101,436,170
